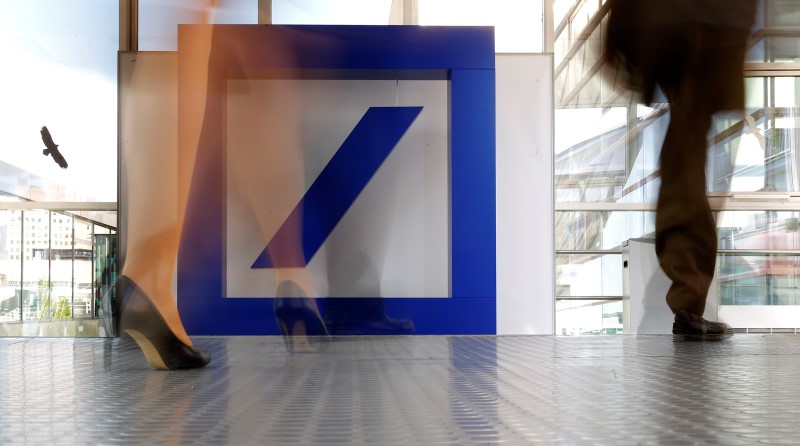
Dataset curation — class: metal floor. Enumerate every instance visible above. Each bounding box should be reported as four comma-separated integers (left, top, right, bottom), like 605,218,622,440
2,335,800,445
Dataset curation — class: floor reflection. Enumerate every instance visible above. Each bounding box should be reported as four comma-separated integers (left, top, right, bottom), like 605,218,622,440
1,335,800,444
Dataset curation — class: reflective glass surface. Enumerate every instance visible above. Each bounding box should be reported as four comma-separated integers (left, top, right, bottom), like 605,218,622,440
719,210,800,305
556,253,622,298
719,253,800,305
7,335,800,443
554,97,799,200
20,210,51,321
0,210,22,323
556,299,622,335
553,0,800,330
0,209,116,335
555,212,655,251
747,36,800,63
71,215,94,319
555,106,666,203
727,77,800,193
747,0,800,63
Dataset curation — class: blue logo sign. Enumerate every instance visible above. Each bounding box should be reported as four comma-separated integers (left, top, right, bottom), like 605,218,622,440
177,25,496,335
251,106,423,268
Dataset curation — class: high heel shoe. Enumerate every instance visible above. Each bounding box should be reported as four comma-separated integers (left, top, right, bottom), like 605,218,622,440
274,281,330,353
117,275,211,370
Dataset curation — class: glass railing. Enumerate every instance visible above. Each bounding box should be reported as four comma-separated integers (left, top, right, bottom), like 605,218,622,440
0,203,116,337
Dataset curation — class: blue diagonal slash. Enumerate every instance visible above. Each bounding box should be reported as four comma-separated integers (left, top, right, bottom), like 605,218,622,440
251,106,424,268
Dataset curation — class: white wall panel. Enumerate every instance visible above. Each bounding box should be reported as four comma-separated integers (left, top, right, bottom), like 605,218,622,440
496,54,555,334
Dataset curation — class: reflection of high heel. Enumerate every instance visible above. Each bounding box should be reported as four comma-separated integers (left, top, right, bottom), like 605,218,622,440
117,275,211,370
274,281,330,353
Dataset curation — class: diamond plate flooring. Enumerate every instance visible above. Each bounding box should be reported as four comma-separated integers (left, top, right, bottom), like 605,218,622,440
1,335,800,445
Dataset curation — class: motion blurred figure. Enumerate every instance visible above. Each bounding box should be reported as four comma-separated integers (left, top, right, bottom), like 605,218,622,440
604,0,757,340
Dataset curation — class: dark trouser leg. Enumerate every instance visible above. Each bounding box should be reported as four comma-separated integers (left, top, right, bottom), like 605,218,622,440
655,82,717,316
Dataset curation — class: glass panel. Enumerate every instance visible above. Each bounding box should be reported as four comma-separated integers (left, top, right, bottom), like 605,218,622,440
747,36,800,63
273,0,394,25
719,210,800,251
139,0,257,51
555,106,667,203
718,253,800,305
556,299,623,335
568,0,598,42
418,0,543,53
765,0,800,27
556,253,623,298
0,1,117,202
73,216,94,319
93,229,118,322
554,24,569,62
558,79,800,196
708,77,800,192
718,211,800,305
555,212,656,251
0,210,22,322
746,0,800,63
21,210,50,321
554,10,610,106
553,0,574,28
47,212,73,320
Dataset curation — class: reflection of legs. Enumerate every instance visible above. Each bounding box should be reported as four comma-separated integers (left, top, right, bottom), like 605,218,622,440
322,251,415,335
227,78,328,351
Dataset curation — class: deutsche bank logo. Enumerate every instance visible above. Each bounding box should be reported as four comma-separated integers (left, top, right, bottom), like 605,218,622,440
251,106,423,268
178,25,496,334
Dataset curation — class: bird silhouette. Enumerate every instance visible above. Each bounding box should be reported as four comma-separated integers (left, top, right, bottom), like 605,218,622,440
39,126,68,169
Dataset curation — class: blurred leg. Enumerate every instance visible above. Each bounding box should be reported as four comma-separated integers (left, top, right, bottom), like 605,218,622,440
655,26,749,316
656,82,717,316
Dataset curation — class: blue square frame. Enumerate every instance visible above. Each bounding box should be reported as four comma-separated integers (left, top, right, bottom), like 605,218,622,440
177,25,496,335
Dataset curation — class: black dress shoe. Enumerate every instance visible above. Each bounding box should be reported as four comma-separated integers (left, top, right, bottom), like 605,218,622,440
673,311,734,341
118,276,211,370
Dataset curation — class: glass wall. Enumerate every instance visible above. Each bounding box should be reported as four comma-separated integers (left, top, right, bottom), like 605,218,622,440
748,0,800,63
0,210,21,322
553,0,800,333
0,208,116,335
718,210,800,306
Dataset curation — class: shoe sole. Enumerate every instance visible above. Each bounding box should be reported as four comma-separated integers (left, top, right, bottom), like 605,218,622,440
672,331,734,342
125,329,170,370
